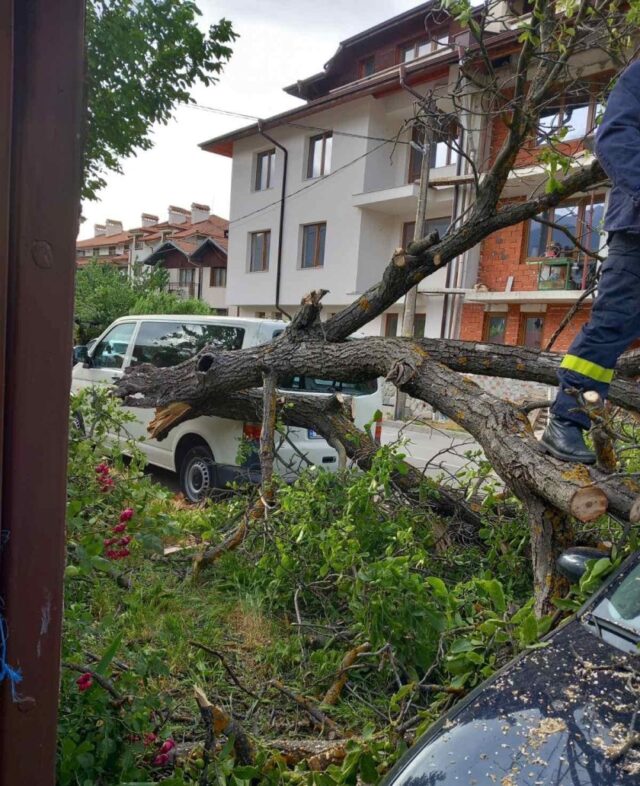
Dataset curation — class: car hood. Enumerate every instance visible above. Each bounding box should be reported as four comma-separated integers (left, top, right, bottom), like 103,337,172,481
385,620,640,785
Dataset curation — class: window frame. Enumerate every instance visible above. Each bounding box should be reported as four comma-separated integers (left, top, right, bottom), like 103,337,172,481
536,93,602,146
408,123,459,182
483,314,507,345
255,148,276,191
518,313,546,349
300,222,326,269
306,132,333,179
210,267,227,287
384,313,399,337
359,56,375,78
398,32,449,63
524,196,606,261
249,230,271,273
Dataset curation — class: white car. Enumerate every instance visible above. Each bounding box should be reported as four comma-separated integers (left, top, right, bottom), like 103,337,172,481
71,315,383,501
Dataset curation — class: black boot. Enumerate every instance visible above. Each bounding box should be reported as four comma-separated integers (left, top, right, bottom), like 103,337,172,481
540,416,596,464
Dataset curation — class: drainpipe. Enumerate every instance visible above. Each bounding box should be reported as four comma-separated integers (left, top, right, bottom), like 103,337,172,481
258,122,291,320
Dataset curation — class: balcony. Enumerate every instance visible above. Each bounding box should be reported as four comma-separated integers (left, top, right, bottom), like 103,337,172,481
526,256,597,291
168,282,197,299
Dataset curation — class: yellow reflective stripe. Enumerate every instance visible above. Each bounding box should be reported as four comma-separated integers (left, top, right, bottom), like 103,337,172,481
560,354,614,384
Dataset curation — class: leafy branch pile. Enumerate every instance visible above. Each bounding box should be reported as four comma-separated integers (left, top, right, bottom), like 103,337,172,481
60,390,628,785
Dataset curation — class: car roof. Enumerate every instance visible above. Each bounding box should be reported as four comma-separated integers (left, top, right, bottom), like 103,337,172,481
113,314,287,327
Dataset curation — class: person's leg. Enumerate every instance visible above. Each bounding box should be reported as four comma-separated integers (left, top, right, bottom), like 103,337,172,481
543,231,640,462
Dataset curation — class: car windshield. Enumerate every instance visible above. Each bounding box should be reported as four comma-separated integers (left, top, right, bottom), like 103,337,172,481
277,375,377,396
590,560,640,643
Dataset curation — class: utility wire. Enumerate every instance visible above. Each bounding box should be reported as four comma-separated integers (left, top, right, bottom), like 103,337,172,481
187,102,413,146
226,138,391,228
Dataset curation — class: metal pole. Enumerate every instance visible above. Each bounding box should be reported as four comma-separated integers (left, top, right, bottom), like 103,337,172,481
0,1,85,783
394,129,431,420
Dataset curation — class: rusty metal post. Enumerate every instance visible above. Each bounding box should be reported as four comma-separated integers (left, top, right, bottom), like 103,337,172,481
0,1,85,783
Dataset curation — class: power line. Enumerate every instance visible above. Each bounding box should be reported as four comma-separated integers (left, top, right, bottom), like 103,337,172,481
226,138,391,228
187,102,412,146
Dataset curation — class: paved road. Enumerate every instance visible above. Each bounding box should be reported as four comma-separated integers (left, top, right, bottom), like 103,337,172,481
147,422,481,493
381,422,481,478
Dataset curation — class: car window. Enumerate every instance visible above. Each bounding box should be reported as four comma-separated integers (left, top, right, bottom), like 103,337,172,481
269,330,377,396
91,322,136,369
130,321,245,368
278,375,377,396
592,561,640,636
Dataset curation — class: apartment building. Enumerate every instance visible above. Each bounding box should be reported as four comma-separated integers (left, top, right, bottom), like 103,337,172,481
76,204,230,312
200,1,608,364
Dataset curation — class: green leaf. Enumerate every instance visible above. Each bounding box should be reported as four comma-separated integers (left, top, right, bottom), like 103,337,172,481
359,753,379,784
518,613,538,646
94,634,122,676
478,579,506,614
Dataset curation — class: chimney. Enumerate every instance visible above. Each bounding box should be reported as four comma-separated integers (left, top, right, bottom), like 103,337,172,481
105,219,123,236
168,205,189,224
94,223,106,237
141,213,159,227
191,202,210,224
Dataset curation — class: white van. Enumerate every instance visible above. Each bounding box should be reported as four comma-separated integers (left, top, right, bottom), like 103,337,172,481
71,315,383,501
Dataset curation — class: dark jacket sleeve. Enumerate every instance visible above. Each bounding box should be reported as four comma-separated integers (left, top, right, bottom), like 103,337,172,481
595,61,640,204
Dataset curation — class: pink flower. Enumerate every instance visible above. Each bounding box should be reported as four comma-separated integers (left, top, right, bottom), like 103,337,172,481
76,673,93,691
95,463,109,475
153,753,170,767
103,537,117,547
160,739,175,754
143,732,158,746
105,550,120,560
118,535,132,546
117,549,130,559
112,522,127,533
119,508,134,522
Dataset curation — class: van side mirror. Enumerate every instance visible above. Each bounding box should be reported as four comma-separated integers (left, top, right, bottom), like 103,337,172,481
556,547,610,584
73,345,88,365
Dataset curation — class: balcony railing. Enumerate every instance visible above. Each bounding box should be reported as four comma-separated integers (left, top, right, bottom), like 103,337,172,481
168,282,196,299
526,256,597,291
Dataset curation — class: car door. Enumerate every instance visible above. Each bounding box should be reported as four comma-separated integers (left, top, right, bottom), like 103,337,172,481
124,320,246,469
71,320,137,392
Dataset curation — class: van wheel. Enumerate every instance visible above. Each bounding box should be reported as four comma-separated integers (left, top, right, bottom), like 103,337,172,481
179,445,216,503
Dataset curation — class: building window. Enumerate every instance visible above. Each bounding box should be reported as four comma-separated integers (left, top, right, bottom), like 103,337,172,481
399,33,448,63
359,56,375,78
402,217,451,248
483,314,507,344
520,314,545,349
255,149,276,191
414,313,426,339
385,313,399,337
307,132,332,179
108,246,116,255
249,230,270,272
179,268,195,286
301,223,326,268
135,239,143,250
255,311,266,318
408,124,459,182
210,267,227,287
536,95,602,144
526,197,605,258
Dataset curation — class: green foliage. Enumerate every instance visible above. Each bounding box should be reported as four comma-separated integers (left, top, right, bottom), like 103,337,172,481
74,261,169,342
130,290,211,316
59,402,561,783
84,1,236,200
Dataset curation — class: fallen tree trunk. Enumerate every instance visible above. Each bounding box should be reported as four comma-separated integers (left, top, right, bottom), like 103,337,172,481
118,310,640,612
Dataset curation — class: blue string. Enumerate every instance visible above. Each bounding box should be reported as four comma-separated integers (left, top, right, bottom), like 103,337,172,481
0,613,22,701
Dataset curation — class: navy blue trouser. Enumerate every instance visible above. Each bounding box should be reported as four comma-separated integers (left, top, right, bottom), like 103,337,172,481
551,231,640,429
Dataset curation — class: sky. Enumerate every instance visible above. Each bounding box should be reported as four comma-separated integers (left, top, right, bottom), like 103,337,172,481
79,0,421,238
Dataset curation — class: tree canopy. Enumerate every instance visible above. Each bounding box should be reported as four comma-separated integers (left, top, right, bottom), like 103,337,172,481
84,0,236,200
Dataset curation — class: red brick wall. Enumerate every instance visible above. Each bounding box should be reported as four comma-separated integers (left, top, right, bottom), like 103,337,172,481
459,302,592,353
